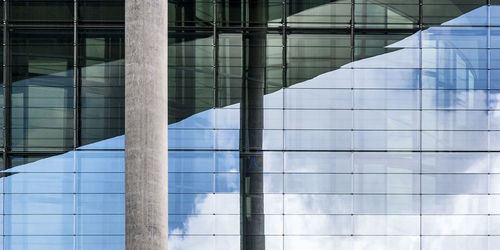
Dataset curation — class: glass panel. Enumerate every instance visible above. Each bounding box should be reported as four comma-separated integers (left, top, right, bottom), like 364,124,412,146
284,215,351,235
284,174,351,194
354,90,419,109
217,0,282,27
10,1,74,22
287,33,351,85
285,89,352,109
284,194,352,214
422,236,488,250
76,236,124,250
422,131,488,151
79,29,124,146
168,0,213,26
422,174,488,194
422,215,488,235
284,130,351,150
422,69,488,89
10,29,74,151
79,0,124,22
5,215,73,235
354,131,420,150
422,153,488,173
353,215,419,235
355,0,419,29
422,110,488,130
5,236,73,250
284,152,351,173
353,152,419,173
285,110,352,130
422,2,486,26
422,195,488,215
353,195,420,214
354,110,419,130
4,194,73,215
354,174,420,194
76,215,124,235
286,0,351,28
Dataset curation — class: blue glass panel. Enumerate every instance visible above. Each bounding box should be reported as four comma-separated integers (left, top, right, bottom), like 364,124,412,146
422,90,488,109
284,130,351,150
284,194,352,214
422,69,488,89
169,193,213,215
354,90,420,109
215,151,239,172
169,173,213,193
284,89,352,109
284,152,351,173
354,131,420,150
76,215,124,235
76,194,124,214
4,173,74,193
5,215,73,235
5,236,73,250
422,27,488,49
76,151,124,173
76,236,124,250
76,173,124,193
170,151,214,173
353,69,420,89
284,174,351,194
422,49,488,69
5,194,73,215
169,129,214,150
353,195,420,214
214,173,239,193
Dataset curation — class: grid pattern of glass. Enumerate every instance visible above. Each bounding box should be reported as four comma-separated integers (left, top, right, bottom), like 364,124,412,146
169,1,500,250
0,1,125,249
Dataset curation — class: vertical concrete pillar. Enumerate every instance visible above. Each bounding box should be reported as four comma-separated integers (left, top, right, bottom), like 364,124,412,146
125,1,168,250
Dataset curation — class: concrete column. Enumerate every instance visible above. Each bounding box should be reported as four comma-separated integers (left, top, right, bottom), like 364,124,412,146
125,1,168,250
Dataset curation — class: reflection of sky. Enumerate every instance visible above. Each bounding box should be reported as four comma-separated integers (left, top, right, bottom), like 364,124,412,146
6,4,500,250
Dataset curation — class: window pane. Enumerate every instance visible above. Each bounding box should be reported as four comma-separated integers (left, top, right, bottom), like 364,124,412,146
79,29,124,146
10,1,74,22
10,29,74,151
79,0,124,22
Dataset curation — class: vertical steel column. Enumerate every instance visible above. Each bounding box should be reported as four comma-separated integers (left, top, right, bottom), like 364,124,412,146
240,1,267,250
125,1,168,249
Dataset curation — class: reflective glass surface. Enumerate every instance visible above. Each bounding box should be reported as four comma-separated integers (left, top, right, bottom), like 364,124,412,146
167,2,500,250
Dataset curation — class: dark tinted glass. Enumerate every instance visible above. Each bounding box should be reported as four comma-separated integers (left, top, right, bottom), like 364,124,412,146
10,1,74,22
168,0,213,27
10,29,74,151
78,0,124,22
79,29,124,146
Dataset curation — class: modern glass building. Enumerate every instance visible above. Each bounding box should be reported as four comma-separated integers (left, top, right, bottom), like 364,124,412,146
1,0,500,250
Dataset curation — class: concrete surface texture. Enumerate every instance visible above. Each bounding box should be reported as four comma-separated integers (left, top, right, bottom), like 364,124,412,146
125,0,168,249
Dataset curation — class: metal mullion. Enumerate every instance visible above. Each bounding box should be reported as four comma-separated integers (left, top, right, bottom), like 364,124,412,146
3,0,8,170
282,0,286,88
2,0,7,248
73,0,79,149
213,0,218,108
72,1,78,249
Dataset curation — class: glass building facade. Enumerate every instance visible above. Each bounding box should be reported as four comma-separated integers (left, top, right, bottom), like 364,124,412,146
168,1,500,250
0,1,126,249
3,0,500,250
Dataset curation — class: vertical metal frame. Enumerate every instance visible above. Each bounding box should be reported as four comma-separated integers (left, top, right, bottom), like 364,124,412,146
3,0,8,170
73,0,79,149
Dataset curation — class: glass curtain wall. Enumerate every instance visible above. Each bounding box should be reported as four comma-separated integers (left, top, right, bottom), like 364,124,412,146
0,1,125,249
169,1,500,250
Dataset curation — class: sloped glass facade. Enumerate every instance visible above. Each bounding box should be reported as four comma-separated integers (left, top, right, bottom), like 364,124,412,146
169,1,500,250
0,1,126,249
3,1,500,250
